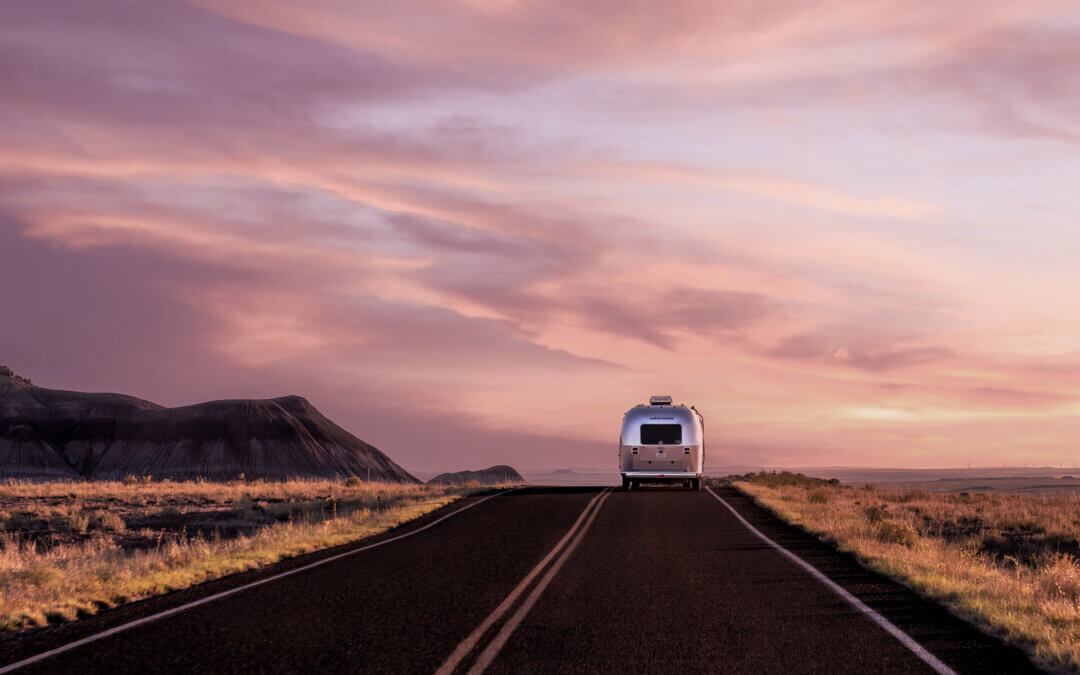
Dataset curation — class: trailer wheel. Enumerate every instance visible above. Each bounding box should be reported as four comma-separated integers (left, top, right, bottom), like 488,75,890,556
621,476,630,491
691,478,701,491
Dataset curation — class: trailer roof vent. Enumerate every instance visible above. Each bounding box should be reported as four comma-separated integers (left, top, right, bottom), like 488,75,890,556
649,395,673,406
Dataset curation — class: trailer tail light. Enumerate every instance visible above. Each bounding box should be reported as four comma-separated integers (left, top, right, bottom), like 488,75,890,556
684,447,691,454
631,447,638,454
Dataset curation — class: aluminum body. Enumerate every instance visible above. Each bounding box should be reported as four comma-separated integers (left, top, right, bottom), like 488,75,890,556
619,399,703,485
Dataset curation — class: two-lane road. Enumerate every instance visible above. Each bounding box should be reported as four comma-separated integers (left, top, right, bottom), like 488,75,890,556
0,486,1039,674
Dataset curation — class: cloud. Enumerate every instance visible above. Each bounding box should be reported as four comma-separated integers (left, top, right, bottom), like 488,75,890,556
0,211,234,397
965,387,1074,408
575,287,779,349
769,328,953,372
586,161,940,220
899,19,1080,144
0,1,477,124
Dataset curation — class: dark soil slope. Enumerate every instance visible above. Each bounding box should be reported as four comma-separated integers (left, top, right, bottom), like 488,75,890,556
427,464,524,485
0,367,416,482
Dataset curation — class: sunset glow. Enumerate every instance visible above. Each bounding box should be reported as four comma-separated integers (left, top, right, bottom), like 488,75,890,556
4,1,1080,473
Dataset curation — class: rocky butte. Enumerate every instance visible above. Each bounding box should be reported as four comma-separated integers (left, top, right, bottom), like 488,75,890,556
0,367,416,482
427,465,524,486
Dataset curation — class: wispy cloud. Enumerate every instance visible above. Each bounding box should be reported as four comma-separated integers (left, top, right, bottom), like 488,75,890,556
584,161,940,220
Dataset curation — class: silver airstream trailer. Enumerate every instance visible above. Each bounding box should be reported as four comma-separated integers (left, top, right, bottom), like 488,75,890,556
620,396,703,490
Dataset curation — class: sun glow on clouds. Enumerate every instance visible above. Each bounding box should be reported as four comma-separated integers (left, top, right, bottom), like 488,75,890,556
3,0,1080,471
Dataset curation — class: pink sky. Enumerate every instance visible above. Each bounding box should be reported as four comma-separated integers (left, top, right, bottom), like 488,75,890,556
3,1,1080,473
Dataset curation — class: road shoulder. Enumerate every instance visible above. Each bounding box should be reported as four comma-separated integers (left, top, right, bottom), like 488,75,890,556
712,483,1041,674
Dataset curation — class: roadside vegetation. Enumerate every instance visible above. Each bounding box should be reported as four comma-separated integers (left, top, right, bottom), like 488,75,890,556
0,478,488,632
728,472,1080,670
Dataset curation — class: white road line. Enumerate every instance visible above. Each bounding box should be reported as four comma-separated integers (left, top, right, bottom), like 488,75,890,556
435,488,609,675
466,488,612,675
705,486,957,675
0,488,524,675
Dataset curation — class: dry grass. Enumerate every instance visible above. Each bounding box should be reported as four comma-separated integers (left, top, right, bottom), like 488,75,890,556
729,472,1080,670
0,479,492,632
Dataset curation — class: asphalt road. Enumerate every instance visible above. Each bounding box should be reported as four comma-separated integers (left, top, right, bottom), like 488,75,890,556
0,485,1040,674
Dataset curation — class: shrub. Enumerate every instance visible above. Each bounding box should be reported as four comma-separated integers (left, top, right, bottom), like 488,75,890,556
876,521,918,547
1036,555,1080,602
863,505,887,523
344,477,362,487
65,509,91,534
741,472,839,490
895,489,931,503
3,511,32,530
808,489,830,504
97,511,126,532
14,566,61,588
979,531,1080,566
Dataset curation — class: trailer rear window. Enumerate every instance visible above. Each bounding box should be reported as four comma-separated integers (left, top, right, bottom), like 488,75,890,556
640,424,681,445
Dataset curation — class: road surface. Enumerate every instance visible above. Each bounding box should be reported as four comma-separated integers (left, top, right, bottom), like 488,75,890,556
0,486,1039,674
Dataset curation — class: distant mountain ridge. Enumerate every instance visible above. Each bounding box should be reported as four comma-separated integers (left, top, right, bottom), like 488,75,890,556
0,367,417,482
427,465,524,485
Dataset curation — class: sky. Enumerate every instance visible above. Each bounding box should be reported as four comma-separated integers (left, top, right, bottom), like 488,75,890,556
3,1,1080,474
